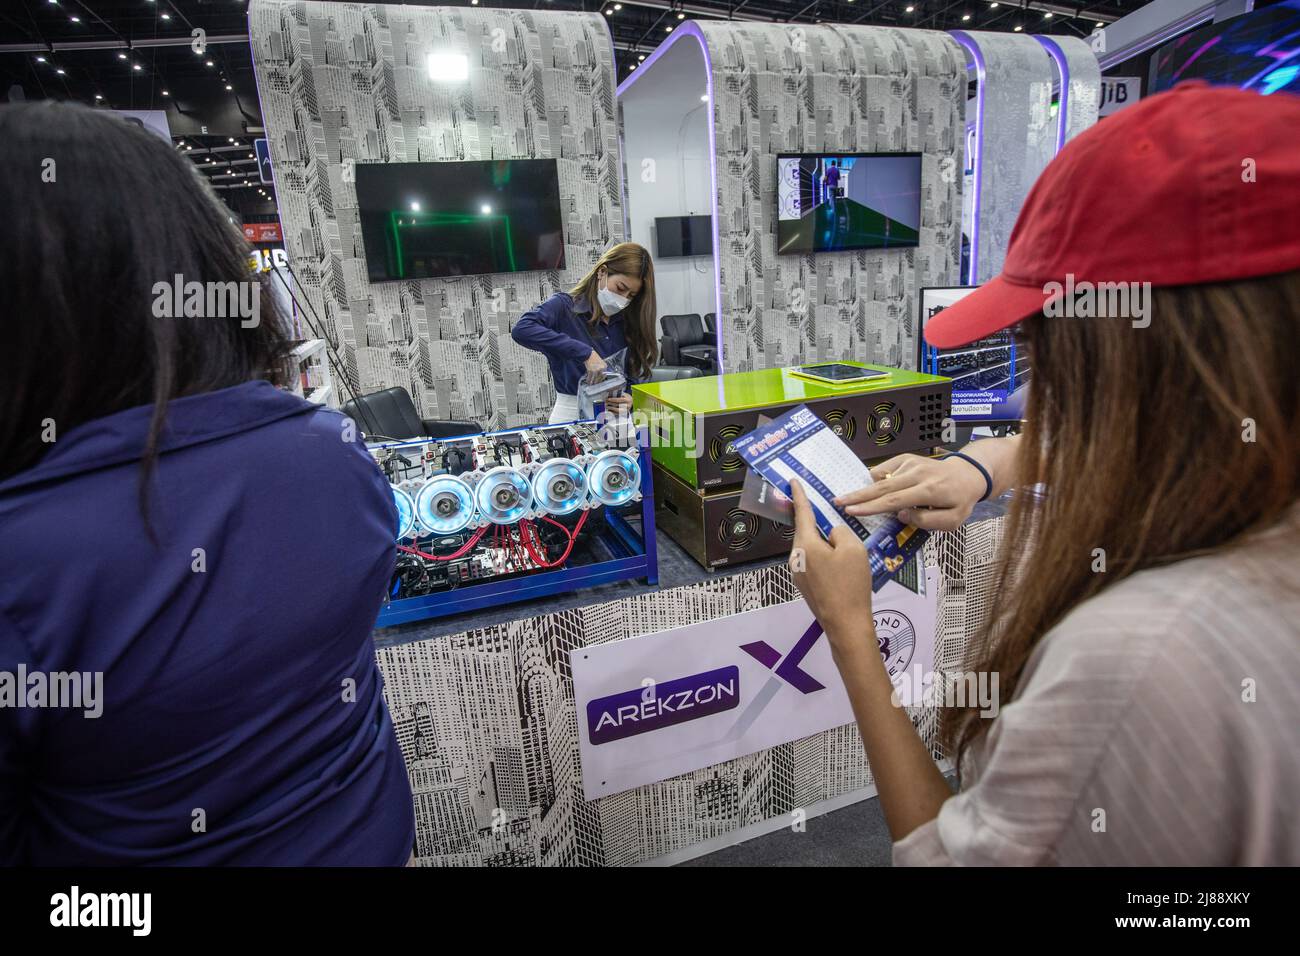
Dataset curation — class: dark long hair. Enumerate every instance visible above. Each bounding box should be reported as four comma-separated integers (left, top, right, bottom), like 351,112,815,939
942,270,1300,774
569,241,657,381
0,102,290,488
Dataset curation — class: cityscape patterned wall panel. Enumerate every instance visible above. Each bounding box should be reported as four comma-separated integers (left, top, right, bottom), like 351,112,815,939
376,517,1004,866
1053,36,1102,143
951,31,1058,284
695,23,966,373
248,0,623,427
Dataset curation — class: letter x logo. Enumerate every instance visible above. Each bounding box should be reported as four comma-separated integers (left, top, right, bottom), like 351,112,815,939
740,621,826,694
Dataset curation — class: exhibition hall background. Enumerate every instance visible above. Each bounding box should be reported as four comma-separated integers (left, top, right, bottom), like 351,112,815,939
242,0,1099,866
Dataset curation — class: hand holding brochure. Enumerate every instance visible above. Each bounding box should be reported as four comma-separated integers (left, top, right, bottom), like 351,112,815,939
730,404,927,591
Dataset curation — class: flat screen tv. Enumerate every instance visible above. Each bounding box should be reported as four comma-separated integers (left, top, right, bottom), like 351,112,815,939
355,159,565,281
918,286,1029,426
655,215,713,258
776,152,922,254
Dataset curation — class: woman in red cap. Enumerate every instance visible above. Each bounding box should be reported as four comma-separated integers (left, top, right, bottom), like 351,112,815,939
790,83,1300,865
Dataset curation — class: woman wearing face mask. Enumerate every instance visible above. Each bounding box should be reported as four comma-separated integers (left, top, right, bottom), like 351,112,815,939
512,242,658,424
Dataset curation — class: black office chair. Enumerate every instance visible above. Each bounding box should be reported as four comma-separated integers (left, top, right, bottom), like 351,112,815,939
659,314,717,372
341,386,479,441
703,312,716,337
648,366,705,383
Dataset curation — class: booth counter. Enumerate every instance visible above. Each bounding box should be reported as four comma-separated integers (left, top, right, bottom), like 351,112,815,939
372,504,1007,866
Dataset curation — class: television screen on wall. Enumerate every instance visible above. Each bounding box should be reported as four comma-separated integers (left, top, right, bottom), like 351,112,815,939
917,286,1029,426
655,215,713,258
355,159,565,281
775,152,922,254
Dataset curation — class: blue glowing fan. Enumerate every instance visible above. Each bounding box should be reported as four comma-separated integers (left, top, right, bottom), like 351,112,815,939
532,458,588,515
474,467,534,524
587,450,641,507
392,486,417,540
415,475,476,535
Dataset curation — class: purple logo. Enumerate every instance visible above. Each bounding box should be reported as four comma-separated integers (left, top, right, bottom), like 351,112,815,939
587,666,740,745
740,621,826,694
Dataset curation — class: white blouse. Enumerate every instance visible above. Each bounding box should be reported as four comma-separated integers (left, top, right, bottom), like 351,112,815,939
894,516,1300,866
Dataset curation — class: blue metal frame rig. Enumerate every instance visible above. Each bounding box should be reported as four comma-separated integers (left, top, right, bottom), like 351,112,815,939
374,425,659,628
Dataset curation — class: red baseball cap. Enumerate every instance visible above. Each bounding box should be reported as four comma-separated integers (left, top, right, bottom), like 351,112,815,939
924,83,1300,349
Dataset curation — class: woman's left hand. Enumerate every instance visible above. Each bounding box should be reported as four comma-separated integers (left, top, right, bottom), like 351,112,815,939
788,480,876,647
605,393,633,415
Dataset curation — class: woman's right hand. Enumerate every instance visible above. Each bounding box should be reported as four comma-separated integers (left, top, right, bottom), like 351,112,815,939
833,453,988,532
583,351,608,384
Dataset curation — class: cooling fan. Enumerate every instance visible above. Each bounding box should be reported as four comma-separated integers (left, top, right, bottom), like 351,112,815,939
414,475,476,535
772,518,795,541
717,509,760,553
587,450,641,507
822,407,857,442
392,486,417,541
866,402,903,447
708,424,747,473
473,466,534,525
531,458,589,516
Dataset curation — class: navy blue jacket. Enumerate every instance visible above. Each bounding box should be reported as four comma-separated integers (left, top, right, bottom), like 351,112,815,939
511,292,634,396
0,381,415,865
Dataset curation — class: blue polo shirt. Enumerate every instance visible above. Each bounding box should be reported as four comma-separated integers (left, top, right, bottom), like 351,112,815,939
511,292,635,396
0,381,415,865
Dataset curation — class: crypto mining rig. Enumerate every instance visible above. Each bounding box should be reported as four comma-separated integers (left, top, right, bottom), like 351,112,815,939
370,421,658,626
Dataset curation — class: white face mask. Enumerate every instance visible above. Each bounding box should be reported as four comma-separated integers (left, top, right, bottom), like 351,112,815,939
597,276,631,315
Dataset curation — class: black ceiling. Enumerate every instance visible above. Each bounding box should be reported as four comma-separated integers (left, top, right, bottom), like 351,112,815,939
0,0,1146,216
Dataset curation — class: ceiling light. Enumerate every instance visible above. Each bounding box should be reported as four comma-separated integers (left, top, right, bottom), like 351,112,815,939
990,1,998,6
1013,24,1023,31
1096,21,1105,27
225,84,233,90
69,16,80,22
133,64,143,71
186,145,193,150
905,5,914,12
604,8,612,14
962,13,971,20
95,94,103,100
614,3,622,8
206,60,214,67
677,12,685,19
118,52,127,60
162,90,169,96
666,25,673,32
56,68,65,75
1044,11,1053,17
700,94,708,102
36,56,46,63
228,137,235,142
629,63,637,71
637,54,645,61
427,51,469,82
480,204,492,214
162,13,171,20
410,201,421,211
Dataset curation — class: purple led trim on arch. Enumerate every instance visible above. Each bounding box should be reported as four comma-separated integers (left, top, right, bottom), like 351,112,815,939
950,31,985,286
617,22,726,374
1034,36,1071,154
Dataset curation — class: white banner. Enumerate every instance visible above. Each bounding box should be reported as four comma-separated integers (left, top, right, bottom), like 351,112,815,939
572,571,937,800
1099,77,1141,117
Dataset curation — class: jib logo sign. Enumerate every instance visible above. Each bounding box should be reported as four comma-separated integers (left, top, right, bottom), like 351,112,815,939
1099,77,1141,117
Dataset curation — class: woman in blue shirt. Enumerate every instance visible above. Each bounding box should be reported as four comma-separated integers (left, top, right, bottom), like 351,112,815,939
512,242,658,423
0,102,414,864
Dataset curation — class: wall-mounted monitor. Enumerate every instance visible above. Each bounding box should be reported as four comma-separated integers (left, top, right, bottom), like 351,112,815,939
918,286,1029,426
355,159,565,281
776,152,922,254
655,215,713,258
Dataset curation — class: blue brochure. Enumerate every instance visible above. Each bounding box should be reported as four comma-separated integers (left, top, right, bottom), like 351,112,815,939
730,404,928,591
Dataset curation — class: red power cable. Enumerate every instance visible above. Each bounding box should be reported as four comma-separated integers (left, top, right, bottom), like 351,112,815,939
397,525,488,562
520,510,588,568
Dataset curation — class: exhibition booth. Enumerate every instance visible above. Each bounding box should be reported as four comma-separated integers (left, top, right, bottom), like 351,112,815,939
235,0,1286,865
